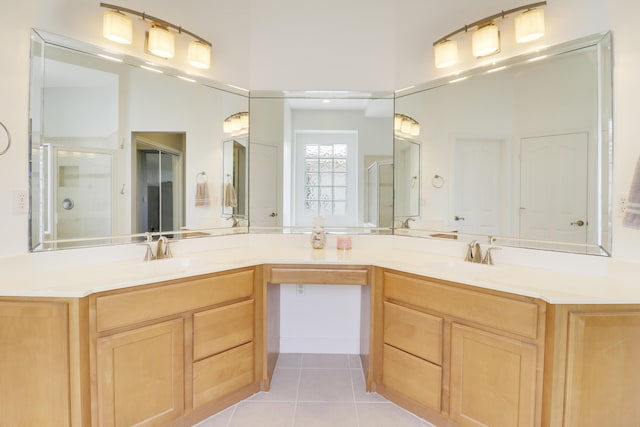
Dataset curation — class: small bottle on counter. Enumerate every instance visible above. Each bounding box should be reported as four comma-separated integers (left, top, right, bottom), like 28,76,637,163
311,216,326,249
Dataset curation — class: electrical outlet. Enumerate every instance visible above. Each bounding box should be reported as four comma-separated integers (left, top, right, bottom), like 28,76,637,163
617,193,628,217
13,190,28,213
296,284,305,296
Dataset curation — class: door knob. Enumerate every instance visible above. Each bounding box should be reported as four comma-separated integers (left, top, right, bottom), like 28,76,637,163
270,212,278,217
454,216,465,221
571,220,585,226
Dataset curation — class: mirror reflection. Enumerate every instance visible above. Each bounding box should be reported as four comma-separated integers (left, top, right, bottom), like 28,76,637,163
394,33,612,255
29,30,249,250
249,93,394,231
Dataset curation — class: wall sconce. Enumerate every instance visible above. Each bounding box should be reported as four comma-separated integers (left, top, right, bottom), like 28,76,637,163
394,114,420,137
100,3,212,69
224,112,249,134
433,1,546,69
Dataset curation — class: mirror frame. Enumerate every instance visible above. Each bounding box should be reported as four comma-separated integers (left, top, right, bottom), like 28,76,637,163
393,32,613,256
28,29,250,251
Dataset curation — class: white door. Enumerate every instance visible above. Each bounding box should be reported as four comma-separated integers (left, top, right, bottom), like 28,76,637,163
451,138,506,235
520,132,588,247
55,149,112,243
250,143,279,227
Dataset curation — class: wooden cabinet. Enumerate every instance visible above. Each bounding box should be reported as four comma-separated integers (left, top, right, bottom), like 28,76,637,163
543,305,640,427
96,318,185,426
450,323,537,427
0,300,70,427
377,269,545,427
90,267,260,427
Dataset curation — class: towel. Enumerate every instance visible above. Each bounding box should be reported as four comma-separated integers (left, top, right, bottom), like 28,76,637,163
195,182,209,207
224,182,237,208
624,156,640,228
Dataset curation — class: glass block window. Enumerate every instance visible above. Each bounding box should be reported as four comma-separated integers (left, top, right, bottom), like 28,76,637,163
303,142,349,217
294,131,357,226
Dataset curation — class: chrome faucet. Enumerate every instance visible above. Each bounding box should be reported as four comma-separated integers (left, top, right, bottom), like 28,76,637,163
464,240,483,263
156,236,172,260
141,232,172,261
400,217,415,229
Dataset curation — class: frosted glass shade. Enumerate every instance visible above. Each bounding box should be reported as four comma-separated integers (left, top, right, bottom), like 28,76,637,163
148,26,175,59
231,115,242,131
401,118,412,134
516,9,545,43
240,113,249,129
103,11,132,45
410,122,420,136
223,120,233,133
394,115,402,131
472,24,500,57
188,41,211,69
434,40,458,69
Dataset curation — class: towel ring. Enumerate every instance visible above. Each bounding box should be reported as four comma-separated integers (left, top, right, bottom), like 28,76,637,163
0,121,11,156
196,171,208,183
432,174,444,188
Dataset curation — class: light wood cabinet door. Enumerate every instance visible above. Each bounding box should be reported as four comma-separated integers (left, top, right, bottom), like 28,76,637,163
564,311,640,427
383,302,443,365
0,301,69,427
382,344,442,411
193,342,254,407
450,323,536,427
193,299,254,361
97,318,184,427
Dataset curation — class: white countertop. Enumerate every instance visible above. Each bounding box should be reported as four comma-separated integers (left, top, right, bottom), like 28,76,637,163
1,233,639,304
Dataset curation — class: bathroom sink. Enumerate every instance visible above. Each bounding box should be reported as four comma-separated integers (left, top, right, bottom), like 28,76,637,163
121,256,212,277
424,260,509,284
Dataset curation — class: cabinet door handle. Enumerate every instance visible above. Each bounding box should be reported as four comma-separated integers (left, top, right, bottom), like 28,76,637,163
454,216,465,221
270,212,278,217
571,220,585,226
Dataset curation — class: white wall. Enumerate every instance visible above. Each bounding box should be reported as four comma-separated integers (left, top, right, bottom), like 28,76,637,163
1,0,639,262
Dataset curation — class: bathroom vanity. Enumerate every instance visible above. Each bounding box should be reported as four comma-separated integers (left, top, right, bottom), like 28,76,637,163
1,236,639,427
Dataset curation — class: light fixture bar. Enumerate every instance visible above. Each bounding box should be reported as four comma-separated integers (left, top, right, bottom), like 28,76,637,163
99,2,212,46
433,1,546,46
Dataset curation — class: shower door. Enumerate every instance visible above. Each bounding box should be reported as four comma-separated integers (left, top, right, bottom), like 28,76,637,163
54,149,113,246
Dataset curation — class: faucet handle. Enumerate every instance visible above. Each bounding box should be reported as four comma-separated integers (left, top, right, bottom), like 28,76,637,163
464,240,477,262
481,247,502,265
140,242,155,261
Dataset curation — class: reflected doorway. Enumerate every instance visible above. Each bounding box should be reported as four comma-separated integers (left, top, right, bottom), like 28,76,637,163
133,132,185,235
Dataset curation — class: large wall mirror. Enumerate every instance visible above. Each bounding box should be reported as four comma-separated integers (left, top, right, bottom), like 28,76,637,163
249,92,394,232
394,32,613,255
28,29,249,251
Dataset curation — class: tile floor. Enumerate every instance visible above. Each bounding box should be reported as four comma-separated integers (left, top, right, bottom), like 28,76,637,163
195,353,435,427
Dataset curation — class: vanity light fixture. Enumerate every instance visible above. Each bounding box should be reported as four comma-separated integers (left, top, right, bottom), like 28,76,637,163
99,3,212,69
147,25,174,59
103,10,132,44
394,114,420,137
224,112,249,134
433,1,546,68
472,23,500,57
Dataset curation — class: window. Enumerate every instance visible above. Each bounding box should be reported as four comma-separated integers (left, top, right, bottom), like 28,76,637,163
294,131,357,226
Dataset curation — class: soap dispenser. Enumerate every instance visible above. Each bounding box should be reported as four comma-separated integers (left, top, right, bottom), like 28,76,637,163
311,216,326,249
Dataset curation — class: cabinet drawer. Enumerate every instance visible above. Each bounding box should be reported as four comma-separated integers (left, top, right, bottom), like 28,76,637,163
384,271,539,339
384,302,442,365
383,344,441,411
193,342,254,408
96,269,254,332
269,267,368,285
193,299,254,361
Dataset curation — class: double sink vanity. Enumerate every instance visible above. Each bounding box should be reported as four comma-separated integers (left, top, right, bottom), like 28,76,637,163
1,233,639,427
9,22,627,427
